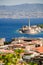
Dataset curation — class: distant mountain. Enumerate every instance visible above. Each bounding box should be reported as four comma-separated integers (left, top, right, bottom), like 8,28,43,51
0,4,43,18
0,4,43,12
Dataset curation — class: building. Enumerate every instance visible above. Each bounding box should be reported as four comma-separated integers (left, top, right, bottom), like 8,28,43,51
34,46,43,54
0,38,5,46
0,49,14,54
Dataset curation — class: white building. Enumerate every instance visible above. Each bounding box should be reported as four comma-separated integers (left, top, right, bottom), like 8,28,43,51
0,38,5,46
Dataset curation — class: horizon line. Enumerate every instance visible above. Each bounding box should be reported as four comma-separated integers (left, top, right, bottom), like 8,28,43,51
0,3,43,6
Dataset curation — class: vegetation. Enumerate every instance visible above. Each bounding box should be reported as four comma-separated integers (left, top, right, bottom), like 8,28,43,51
4,41,11,45
37,24,43,28
0,49,38,65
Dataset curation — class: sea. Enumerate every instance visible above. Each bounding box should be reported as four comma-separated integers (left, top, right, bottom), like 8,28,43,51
0,18,43,41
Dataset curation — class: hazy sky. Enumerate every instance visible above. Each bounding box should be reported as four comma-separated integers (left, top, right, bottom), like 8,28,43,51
0,0,43,5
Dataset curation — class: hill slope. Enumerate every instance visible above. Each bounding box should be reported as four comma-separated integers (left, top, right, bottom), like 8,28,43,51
0,4,43,18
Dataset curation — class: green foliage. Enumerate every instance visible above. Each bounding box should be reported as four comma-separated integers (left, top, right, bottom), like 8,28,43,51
29,62,38,65
14,49,24,54
29,62,34,65
14,49,24,59
0,54,17,65
0,55,2,60
0,49,38,65
37,24,43,28
4,41,11,45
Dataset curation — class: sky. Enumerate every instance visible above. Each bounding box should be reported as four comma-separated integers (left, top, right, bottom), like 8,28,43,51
0,0,43,5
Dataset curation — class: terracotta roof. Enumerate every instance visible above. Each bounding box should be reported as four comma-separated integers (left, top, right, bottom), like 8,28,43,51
34,46,43,53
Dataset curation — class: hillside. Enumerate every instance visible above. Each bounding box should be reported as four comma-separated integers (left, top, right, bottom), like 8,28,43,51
0,4,43,18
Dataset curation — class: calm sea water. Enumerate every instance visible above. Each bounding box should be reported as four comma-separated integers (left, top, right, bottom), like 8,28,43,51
0,18,43,41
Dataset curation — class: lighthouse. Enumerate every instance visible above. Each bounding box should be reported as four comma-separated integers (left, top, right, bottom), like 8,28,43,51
29,19,31,29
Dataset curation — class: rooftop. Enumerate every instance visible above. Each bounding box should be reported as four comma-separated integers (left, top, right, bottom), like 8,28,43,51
34,46,43,53
0,49,14,53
